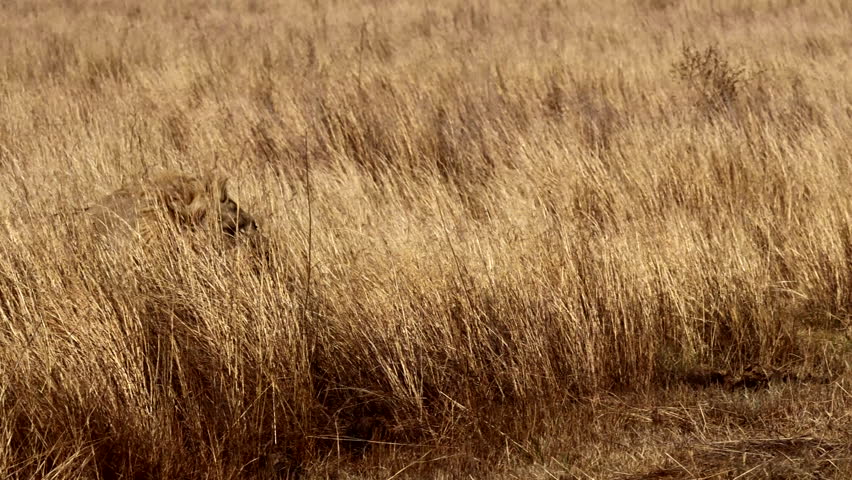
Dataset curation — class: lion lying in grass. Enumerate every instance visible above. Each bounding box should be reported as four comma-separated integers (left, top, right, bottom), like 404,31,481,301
87,170,258,239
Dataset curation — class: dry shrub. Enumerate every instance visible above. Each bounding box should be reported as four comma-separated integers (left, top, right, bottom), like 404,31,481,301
672,43,749,117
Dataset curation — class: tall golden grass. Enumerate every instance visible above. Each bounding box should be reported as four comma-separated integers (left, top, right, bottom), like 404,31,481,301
1,0,850,477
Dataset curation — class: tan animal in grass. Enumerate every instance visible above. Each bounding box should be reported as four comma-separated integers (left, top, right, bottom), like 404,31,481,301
87,170,258,239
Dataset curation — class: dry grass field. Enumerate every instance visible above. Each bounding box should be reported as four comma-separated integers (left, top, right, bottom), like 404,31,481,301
1,0,851,478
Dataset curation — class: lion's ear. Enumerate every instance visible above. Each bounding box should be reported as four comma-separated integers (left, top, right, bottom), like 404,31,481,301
206,170,229,202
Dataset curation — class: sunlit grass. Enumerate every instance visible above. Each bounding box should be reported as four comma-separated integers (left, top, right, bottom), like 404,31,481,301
1,0,850,477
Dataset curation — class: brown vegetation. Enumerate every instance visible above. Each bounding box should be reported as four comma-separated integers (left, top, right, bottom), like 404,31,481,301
0,0,850,478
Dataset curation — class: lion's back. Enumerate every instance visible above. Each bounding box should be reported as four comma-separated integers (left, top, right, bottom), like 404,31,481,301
87,184,160,237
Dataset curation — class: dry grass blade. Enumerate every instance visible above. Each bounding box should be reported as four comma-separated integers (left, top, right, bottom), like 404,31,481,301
0,0,850,478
